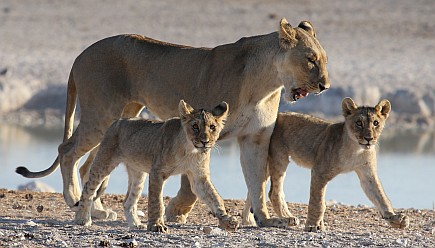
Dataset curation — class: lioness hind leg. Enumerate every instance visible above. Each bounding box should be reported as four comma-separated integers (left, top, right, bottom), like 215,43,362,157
124,167,147,229
165,175,197,223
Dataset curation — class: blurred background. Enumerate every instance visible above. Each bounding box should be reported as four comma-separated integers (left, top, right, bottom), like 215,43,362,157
0,0,434,209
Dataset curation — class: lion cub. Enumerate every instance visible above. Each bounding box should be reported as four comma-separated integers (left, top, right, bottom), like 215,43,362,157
75,100,238,233
244,97,409,231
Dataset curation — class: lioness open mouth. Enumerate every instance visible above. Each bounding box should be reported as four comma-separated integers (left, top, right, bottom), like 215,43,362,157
292,88,309,101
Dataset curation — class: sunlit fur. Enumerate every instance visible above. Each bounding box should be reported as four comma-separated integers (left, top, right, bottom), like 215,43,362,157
243,97,409,231
74,100,238,233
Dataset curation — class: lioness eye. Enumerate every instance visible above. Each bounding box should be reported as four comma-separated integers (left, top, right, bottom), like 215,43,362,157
192,123,199,131
210,125,216,131
373,120,379,126
356,120,363,127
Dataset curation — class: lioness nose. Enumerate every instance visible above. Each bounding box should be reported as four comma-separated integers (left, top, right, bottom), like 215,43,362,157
364,137,373,142
319,82,328,92
201,140,209,146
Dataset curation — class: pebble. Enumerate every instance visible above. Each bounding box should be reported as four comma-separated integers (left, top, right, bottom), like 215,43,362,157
25,220,38,227
136,210,145,217
395,238,408,246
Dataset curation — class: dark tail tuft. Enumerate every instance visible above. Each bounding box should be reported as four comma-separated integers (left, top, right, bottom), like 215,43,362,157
16,166,30,176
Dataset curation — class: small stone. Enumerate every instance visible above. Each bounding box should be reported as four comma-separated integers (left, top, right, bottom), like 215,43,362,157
203,226,213,234
57,240,68,247
25,220,38,227
98,240,111,247
37,205,44,212
136,210,145,217
25,193,33,201
121,238,138,247
395,238,408,246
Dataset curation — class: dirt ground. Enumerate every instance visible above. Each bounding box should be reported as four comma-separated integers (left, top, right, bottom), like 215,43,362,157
0,189,434,247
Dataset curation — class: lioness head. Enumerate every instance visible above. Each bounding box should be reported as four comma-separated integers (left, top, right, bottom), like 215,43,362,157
276,18,330,102
342,97,391,150
179,100,229,153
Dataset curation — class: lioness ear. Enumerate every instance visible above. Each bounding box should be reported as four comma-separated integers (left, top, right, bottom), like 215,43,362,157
298,21,316,37
279,18,298,49
178,100,194,118
212,101,229,120
342,97,358,117
375,99,391,117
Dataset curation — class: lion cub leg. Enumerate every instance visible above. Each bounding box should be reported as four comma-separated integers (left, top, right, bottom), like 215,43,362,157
78,148,113,219
147,169,168,233
75,157,119,226
268,155,299,226
305,170,330,232
355,165,409,229
124,167,147,229
188,169,238,231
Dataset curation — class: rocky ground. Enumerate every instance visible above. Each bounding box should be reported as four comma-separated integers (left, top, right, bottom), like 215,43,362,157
0,189,434,247
0,0,434,129
1,1,435,247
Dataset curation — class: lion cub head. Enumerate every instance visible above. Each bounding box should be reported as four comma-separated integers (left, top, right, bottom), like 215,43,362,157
179,100,229,153
342,97,391,150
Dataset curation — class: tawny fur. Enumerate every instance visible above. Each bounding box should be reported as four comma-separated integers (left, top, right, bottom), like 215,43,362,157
74,100,238,233
244,98,409,231
17,18,330,227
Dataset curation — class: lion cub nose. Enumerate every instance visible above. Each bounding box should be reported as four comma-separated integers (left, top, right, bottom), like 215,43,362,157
364,137,374,142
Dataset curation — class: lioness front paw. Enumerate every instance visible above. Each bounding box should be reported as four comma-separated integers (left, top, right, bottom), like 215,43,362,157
218,215,239,231
257,217,300,228
75,212,92,226
385,213,409,229
148,222,168,233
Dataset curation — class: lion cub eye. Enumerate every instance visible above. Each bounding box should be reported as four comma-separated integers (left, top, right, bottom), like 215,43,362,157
210,125,216,131
373,120,379,126
192,123,199,132
356,120,363,127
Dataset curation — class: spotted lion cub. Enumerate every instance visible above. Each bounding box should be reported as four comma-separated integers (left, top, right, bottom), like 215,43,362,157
244,97,409,231
75,100,238,233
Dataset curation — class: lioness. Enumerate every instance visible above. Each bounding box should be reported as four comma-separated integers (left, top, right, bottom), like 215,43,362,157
75,100,238,232
244,97,409,231
16,18,330,227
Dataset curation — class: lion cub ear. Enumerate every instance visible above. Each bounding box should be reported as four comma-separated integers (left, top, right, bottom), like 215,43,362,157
179,100,195,118
279,18,298,49
342,97,358,117
375,99,391,118
212,101,229,121
298,21,316,37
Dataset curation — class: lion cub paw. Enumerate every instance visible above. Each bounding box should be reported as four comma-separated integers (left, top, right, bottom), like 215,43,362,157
91,209,117,220
258,217,300,228
148,222,168,233
304,224,325,232
218,215,239,231
166,213,188,224
385,213,409,229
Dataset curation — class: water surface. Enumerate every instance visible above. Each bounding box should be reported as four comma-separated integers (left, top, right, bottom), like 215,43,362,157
1,124,434,210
